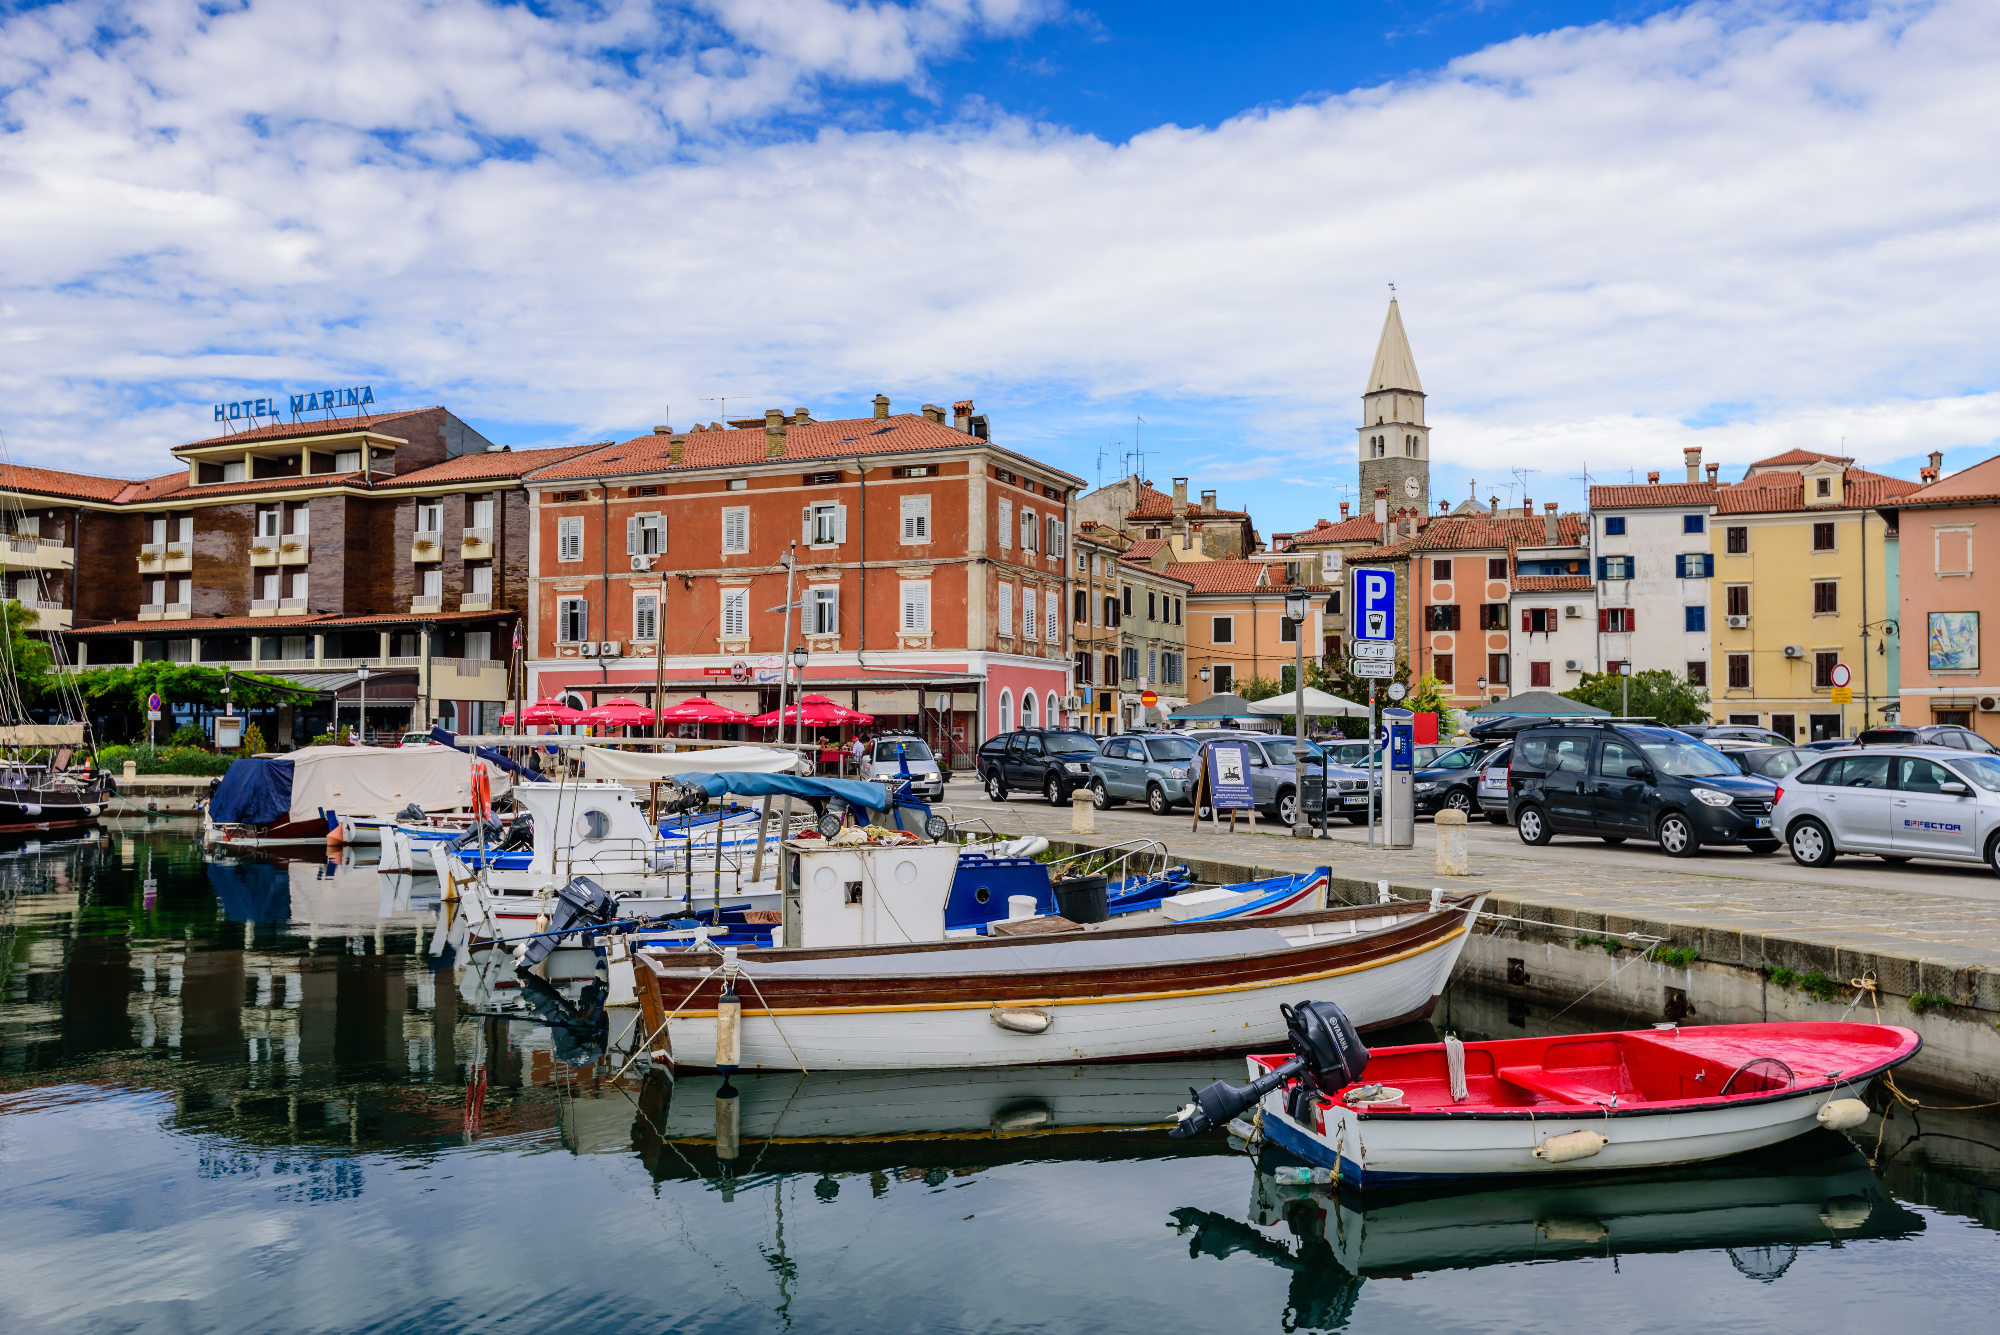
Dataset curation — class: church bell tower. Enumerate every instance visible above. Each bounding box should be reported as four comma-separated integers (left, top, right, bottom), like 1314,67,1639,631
1357,298,1430,515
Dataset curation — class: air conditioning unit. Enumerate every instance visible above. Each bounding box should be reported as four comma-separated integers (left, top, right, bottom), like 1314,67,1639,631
1563,605,1581,619
629,556,655,572
602,641,622,657
1062,695,1084,711
579,641,598,656
1726,615,1749,629
1563,659,1583,672
1979,696,2000,713
1782,645,1804,659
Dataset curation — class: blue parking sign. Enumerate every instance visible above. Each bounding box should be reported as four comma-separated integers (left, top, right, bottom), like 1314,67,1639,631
1353,568,1398,641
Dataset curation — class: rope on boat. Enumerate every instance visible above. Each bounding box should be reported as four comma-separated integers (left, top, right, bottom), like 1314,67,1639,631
610,963,719,1082
733,964,810,1075
1844,973,2000,1115
1472,909,1664,948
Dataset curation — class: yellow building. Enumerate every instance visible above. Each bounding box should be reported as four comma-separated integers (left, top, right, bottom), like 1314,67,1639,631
1708,450,1914,741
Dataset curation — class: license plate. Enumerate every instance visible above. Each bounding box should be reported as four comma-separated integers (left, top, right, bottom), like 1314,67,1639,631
1754,816,1771,829
1343,796,1368,807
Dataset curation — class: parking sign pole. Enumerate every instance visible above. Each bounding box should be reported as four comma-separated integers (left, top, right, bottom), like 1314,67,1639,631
1366,681,1377,850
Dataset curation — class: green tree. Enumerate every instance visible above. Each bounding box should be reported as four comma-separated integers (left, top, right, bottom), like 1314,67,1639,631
1234,675,1282,703
69,663,311,715
0,601,55,704
1562,669,1710,725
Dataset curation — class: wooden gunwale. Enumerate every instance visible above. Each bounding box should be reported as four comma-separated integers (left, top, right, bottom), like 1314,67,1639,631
634,903,1471,1016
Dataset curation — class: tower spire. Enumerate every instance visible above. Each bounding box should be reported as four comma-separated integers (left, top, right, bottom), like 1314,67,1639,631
1366,298,1424,396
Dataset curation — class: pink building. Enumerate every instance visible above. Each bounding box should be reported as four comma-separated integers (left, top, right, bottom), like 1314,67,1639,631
1879,451,2000,741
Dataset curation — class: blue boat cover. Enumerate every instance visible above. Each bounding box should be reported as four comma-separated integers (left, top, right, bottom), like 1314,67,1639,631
674,771,892,812
209,861,292,922
208,756,294,825
426,727,550,781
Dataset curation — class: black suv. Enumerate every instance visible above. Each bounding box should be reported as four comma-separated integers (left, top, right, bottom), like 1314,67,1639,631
977,729,1099,805
1856,724,1997,752
1508,720,1780,857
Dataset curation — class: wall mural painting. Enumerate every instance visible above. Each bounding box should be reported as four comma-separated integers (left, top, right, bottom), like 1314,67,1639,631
1928,611,1979,672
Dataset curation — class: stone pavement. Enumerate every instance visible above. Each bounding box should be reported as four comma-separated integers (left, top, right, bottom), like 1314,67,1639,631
965,786,2000,1011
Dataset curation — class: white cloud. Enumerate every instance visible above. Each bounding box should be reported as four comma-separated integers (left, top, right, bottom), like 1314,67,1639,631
3,0,2000,511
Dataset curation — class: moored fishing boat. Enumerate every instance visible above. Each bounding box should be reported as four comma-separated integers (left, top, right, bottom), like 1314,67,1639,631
204,743,506,846
1171,1004,1920,1185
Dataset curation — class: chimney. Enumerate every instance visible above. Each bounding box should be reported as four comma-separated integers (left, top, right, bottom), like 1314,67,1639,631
1647,471,1660,484
1706,462,1720,483
1200,489,1217,513
1490,495,1500,515
1440,501,1450,513
1374,485,1389,543
1684,446,1702,483
952,400,974,432
1928,449,1945,479
669,433,686,466
794,406,813,425
1544,501,1558,545
872,394,890,420
1339,502,1350,517
1171,477,1188,517
921,403,945,424
1523,496,1532,516
652,424,670,436
764,408,787,459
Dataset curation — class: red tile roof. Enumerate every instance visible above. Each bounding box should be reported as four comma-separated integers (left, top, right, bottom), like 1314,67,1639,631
1399,514,1587,551
378,445,602,488
1715,475,1919,514
1127,481,1248,519
181,407,443,450
1513,575,1595,592
72,607,513,635
1747,447,1852,469
524,414,1083,486
1589,482,1719,508
118,470,367,504
1179,559,1326,595
1283,515,1392,544
0,461,144,503
1120,537,1170,562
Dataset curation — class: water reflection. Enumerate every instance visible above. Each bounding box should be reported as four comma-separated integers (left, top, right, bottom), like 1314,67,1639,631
1,827,1997,1335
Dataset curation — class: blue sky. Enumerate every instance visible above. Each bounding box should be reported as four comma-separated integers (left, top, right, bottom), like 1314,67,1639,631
4,0,1999,523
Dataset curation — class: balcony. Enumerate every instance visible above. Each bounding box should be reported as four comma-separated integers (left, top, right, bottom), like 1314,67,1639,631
138,544,193,574
10,599,71,631
411,595,443,613
250,599,281,617
461,526,493,560
278,540,310,566
411,533,446,563
249,543,279,567
279,597,309,614
2,537,74,573
433,658,510,702
460,598,492,612
137,601,193,622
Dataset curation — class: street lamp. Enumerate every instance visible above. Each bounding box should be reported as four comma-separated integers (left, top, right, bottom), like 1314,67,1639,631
1619,660,1632,718
791,645,810,758
356,664,371,745
1476,674,1487,707
1285,589,1311,837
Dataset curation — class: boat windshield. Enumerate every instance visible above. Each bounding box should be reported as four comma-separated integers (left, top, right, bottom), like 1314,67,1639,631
1948,755,2000,791
873,739,934,762
1633,734,1741,777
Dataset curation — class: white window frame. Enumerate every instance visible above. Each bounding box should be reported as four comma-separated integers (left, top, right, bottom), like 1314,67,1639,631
900,494,931,543
1021,508,1038,552
1023,588,1037,644
288,571,307,600
998,690,1012,731
421,567,443,598
558,597,589,643
810,586,839,636
1044,515,1063,557
1046,595,1058,643
259,572,280,600
1212,615,1235,645
557,516,584,562
900,581,930,633
628,513,666,555
722,506,749,555
255,507,280,539
416,501,443,533
468,563,493,596
997,499,1012,550
173,577,192,605
722,588,748,639
998,582,1013,636
1936,525,1973,578
633,591,659,642
470,496,495,529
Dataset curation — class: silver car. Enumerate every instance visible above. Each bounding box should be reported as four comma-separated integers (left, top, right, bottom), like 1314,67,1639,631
859,735,945,801
1476,742,1513,824
1180,729,1326,826
1773,745,2000,873
1091,734,1198,814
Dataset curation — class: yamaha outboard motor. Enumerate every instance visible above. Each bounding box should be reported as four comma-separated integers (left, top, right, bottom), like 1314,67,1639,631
499,810,534,852
659,778,709,818
1169,1000,1369,1139
397,802,426,824
515,875,619,971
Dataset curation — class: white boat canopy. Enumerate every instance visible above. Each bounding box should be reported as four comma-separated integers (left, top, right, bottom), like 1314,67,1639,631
285,744,504,823
580,745,803,782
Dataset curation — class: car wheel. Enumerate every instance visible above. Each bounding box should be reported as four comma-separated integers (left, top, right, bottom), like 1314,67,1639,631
1879,855,1911,864
1444,789,1474,814
1044,774,1065,805
1986,833,2000,878
1516,805,1552,846
1789,818,1835,868
985,774,1008,802
1745,840,1779,855
1091,779,1111,810
1657,811,1700,858
1146,784,1171,816
1276,788,1299,826
1600,836,1627,845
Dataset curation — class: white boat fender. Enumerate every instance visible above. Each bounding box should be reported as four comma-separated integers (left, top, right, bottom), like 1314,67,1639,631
716,946,742,1072
990,1005,1053,1034
1533,1129,1608,1163
1817,1098,1869,1131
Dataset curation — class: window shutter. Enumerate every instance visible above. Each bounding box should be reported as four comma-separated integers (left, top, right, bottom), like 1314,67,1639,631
1701,553,1714,577
997,501,1011,549
1598,609,1609,632
902,582,928,632
836,503,848,544
1595,556,1607,579
801,506,812,546
626,517,639,555
1522,610,1532,633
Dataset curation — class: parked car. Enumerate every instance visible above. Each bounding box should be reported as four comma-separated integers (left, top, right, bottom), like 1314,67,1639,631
1413,743,1500,817
1475,743,1514,824
1856,724,1998,752
1181,729,1327,825
1677,724,1796,748
975,729,1100,804
1322,739,1378,769
1508,720,1780,857
1091,734,1199,814
858,733,945,801
1774,746,2000,873
1725,746,1818,781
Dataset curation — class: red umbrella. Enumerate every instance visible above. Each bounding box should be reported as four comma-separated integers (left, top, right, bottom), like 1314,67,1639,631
499,698,585,726
657,695,749,725
749,693,860,728
580,697,655,727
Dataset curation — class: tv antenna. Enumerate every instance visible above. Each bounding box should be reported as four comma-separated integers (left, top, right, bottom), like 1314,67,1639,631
700,396,739,425
1132,415,1149,482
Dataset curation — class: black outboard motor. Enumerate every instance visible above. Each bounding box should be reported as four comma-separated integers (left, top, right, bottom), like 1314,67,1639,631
515,875,619,970
659,779,709,817
397,802,426,823
1169,1000,1369,1139
499,810,534,851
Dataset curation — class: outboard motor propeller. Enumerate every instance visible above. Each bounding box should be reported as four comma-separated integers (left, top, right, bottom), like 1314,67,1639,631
1169,1000,1369,1139
516,876,619,971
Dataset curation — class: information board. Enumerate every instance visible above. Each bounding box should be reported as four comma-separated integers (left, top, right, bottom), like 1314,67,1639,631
1205,742,1257,811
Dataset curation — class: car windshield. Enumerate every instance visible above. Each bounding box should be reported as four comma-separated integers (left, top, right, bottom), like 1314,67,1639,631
1631,733,1741,777
1949,755,2000,790
1749,750,1810,777
1262,738,1326,766
1429,748,1479,770
1046,733,1100,756
1146,738,1197,761
873,739,933,762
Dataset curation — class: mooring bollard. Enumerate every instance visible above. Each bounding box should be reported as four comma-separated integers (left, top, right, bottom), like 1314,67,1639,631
1434,807,1470,876
1071,787,1095,834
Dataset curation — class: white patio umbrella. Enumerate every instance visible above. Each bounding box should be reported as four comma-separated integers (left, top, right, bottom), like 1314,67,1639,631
1246,686,1372,718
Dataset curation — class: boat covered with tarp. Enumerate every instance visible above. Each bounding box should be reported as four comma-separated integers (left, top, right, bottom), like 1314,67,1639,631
204,744,507,846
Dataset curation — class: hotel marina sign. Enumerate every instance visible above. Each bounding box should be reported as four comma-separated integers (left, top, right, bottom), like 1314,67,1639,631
213,385,376,423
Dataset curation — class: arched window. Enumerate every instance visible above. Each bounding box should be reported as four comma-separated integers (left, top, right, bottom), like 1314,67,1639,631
1021,692,1036,729
1047,692,1060,728
997,691,1012,734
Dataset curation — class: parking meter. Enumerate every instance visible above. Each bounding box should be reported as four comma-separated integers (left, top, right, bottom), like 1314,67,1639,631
1384,715,1416,849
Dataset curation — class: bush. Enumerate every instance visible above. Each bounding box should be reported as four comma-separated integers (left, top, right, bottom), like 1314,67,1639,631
167,723,211,750
96,744,236,777
241,722,268,756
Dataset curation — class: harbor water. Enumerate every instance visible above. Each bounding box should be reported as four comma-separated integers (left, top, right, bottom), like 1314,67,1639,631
3,825,1997,1333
